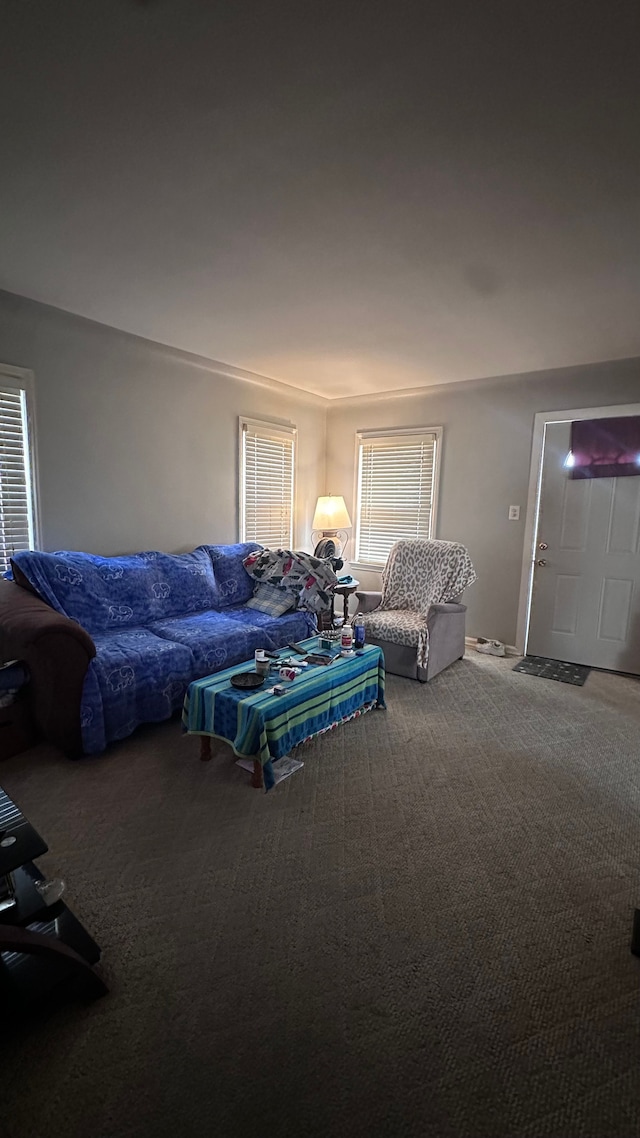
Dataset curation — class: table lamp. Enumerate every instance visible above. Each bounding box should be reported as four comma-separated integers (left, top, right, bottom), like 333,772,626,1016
312,495,352,563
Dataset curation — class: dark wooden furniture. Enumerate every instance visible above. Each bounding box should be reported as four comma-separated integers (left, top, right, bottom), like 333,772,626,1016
332,579,360,625
0,786,106,1010
0,691,35,761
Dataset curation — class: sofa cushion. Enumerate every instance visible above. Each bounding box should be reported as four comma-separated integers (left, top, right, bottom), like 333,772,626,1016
198,543,260,609
80,627,195,753
11,548,218,635
149,605,315,675
246,581,297,616
148,611,247,674
220,604,316,647
363,608,425,647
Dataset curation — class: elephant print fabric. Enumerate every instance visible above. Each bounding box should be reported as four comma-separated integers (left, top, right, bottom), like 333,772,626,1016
107,665,135,692
11,548,219,634
197,543,261,608
81,631,195,754
9,542,315,755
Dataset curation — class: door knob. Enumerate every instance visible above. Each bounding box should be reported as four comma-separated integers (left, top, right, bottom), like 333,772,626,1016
538,542,548,550
537,559,547,567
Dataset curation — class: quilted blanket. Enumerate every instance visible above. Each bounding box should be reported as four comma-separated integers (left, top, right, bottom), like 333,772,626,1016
363,539,477,668
243,549,338,614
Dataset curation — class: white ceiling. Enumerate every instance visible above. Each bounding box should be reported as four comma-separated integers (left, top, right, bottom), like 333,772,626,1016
1,1,640,399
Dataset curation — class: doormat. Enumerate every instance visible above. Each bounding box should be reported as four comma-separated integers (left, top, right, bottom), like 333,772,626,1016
513,656,591,686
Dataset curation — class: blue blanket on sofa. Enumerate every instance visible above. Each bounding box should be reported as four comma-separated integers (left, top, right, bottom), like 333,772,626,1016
11,544,316,754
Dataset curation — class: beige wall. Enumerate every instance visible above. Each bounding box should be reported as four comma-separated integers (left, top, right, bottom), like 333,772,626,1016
327,359,640,645
0,290,327,555
2,286,640,649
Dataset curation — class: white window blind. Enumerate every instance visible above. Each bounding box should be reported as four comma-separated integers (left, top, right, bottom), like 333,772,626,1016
0,385,36,574
355,429,440,566
240,418,295,548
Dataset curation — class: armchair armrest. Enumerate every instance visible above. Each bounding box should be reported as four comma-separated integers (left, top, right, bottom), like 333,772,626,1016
355,590,382,614
0,580,96,757
429,602,467,615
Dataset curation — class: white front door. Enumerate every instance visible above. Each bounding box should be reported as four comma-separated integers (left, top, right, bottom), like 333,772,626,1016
527,420,640,674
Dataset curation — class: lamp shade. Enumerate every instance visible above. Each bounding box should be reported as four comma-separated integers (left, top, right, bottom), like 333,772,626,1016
312,495,352,531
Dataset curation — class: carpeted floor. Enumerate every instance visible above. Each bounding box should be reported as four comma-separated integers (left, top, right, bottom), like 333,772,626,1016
1,654,640,1138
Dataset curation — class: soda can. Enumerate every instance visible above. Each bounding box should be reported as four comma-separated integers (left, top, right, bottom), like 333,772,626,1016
279,666,299,681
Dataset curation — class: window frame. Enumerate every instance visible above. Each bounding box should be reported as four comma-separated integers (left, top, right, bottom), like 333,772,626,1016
0,363,40,571
351,424,443,572
238,415,297,548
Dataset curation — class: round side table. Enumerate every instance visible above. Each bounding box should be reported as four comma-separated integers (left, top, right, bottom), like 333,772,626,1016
332,580,360,625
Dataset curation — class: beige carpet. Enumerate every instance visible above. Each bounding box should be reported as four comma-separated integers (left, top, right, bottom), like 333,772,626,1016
1,654,640,1138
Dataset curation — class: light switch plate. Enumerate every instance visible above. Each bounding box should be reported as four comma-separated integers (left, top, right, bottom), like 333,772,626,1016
508,505,520,520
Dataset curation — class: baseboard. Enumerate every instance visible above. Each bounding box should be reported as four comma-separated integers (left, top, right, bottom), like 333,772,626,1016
465,636,520,658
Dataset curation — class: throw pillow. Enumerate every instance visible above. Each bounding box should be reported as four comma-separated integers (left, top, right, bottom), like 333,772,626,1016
246,582,297,617
10,547,219,634
199,543,261,608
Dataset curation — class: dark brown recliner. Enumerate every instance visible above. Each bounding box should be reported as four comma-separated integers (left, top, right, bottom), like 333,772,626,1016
0,578,96,757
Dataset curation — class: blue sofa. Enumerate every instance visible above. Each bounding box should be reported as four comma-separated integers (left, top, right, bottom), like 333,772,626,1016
5,543,316,755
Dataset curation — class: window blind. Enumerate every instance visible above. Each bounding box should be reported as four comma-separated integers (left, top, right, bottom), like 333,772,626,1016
0,387,34,573
355,431,438,566
240,419,295,548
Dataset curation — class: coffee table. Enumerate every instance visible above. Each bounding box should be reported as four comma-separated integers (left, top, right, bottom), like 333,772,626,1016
182,636,385,789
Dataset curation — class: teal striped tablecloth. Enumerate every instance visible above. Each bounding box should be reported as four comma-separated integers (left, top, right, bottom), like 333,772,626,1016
182,637,386,789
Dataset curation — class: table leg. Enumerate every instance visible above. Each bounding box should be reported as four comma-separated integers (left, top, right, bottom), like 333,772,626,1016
251,760,264,789
343,592,349,623
200,736,212,762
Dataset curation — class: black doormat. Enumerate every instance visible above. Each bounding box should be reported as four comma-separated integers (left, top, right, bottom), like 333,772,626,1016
513,656,591,686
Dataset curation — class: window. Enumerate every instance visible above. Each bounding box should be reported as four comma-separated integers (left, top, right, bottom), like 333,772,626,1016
239,417,296,548
354,427,442,567
0,369,37,574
